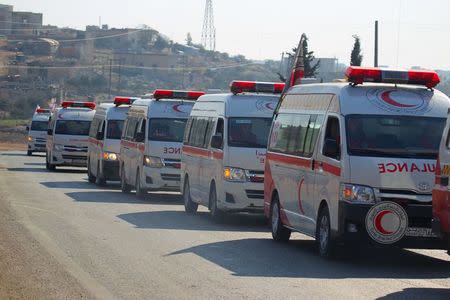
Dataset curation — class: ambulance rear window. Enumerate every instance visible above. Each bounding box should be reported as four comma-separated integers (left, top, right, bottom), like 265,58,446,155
346,115,445,159
30,121,48,131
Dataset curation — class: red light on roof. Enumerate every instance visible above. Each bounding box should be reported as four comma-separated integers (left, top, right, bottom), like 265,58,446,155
36,108,50,113
289,69,305,87
153,89,205,100
230,81,285,95
346,66,440,88
114,96,136,106
61,101,96,110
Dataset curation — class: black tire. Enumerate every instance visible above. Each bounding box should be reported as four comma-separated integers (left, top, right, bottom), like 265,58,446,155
209,184,224,220
95,162,106,186
121,166,131,194
183,178,198,214
87,159,96,183
45,153,50,170
27,150,32,156
270,196,291,242
316,205,335,258
135,169,146,199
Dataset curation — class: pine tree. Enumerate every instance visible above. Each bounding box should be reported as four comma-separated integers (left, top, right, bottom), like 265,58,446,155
350,35,363,66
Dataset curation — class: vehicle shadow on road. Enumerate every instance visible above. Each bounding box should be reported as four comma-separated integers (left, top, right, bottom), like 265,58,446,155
7,167,86,174
168,238,450,279
40,181,106,190
23,162,46,166
118,210,268,232
378,288,450,300
65,190,181,205
1,153,28,157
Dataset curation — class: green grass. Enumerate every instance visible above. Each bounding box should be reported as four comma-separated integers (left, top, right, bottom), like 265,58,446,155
0,119,29,128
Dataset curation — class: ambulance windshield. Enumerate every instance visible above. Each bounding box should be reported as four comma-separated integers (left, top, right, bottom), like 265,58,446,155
228,117,272,148
55,120,92,136
107,120,124,139
346,115,445,159
148,118,187,142
30,121,48,131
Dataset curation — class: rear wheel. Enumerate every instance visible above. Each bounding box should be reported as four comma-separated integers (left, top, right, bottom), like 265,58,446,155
183,178,198,214
209,184,224,220
270,196,291,242
27,150,32,156
95,162,106,186
120,166,131,194
316,205,335,258
135,169,146,199
45,153,50,170
87,159,96,183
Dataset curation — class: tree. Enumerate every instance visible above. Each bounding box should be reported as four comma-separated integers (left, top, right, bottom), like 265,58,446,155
350,35,363,66
186,33,193,46
289,35,319,78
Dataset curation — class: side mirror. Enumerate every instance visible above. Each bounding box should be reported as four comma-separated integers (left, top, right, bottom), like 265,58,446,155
47,128,53,136
135,132,145,143
211,134,223,149
96,131,104,140
26,126,30,131
323,138,339,159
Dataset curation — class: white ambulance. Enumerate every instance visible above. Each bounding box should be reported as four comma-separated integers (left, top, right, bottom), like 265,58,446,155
46,101,96,171
87,97,137,185
265,67,450,257
119,89,204,198
181,81,283,218
27,107,51,156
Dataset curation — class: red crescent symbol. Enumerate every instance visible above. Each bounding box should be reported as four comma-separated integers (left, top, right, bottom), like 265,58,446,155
173,104,183,113
297,178,305,214
381,91,416,108
374,210,394,235
265,102,274,110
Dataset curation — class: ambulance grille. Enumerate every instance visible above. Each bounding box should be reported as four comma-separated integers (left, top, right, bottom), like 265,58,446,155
245,189,264,199
379,189,431,196
161,174,181,181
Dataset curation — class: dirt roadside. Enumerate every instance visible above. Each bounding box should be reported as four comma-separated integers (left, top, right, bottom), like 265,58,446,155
0,193,95,299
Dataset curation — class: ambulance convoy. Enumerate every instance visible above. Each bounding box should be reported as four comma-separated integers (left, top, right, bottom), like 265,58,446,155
27,107,51,156
32,67,450,256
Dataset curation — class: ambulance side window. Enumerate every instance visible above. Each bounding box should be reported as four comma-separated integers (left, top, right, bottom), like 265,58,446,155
204,118,215,148
183,118,193,144
89,118,98,138
323,117,341,160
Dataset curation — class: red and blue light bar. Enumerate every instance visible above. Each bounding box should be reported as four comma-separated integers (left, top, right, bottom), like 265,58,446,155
230,81,285,95
62,101,96,110
114,96,138,106
346,66,440,89
153,89,205,101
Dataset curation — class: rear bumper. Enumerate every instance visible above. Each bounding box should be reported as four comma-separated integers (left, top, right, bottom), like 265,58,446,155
338,201,449,250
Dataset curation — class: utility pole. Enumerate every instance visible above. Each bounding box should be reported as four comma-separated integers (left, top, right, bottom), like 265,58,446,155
108,58,112,98
374,20,379,67
201,0,216,51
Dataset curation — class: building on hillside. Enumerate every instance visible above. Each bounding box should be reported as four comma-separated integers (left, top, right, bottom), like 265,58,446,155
20,38,59,56
12,11,42,35
0,4,13,35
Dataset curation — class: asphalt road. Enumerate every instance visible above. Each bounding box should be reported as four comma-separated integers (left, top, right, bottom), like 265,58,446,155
0,151,449,300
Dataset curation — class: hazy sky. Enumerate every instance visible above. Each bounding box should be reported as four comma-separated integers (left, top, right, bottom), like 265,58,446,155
4,0,450,69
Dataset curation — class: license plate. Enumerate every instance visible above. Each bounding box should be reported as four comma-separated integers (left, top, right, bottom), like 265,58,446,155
405,227,438,238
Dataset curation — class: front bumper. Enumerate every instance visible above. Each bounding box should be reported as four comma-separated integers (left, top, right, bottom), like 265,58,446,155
218,181,264,212
142,166,181,191
102,160,120,180
338,201,448,250
51,151,88,167
28,142,47,152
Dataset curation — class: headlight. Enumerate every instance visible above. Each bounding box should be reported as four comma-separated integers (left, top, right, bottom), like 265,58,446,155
144,156,164,168
54,144,64,151
27,136,33,142
340,183,375,203
223,167,246,182
103,152,118,161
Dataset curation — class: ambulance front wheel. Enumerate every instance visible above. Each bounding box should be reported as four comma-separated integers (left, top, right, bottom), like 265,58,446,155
120,167,132,194
183,178,198,214
270,196,291,242
95,163,106,186
316,205,335,258
135,169,146,199
87,159,96,183
27,150,32,156
46,152,56,171
209,183,224,220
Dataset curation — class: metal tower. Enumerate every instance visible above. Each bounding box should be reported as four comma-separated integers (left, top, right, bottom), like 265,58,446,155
201,0,216,51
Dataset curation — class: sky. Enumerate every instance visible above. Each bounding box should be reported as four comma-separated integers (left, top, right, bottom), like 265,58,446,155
4,0,450,70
